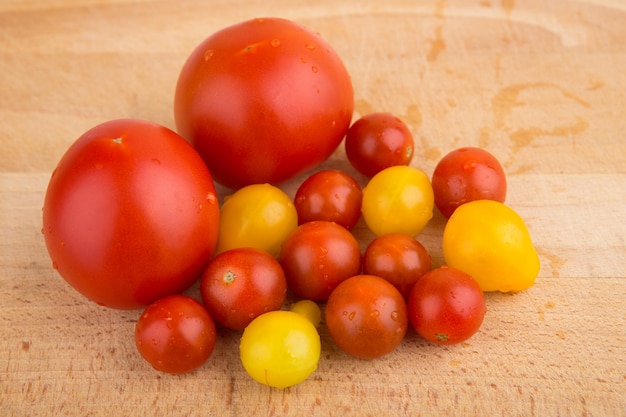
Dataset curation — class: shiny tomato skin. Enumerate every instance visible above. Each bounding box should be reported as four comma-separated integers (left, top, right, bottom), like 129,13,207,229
407,266,486,345
135,295,216,374
42,119,220,309
174,17,354,189
240,310,321,388
279,221,361,302
363,233,432,299
443,200,539,292
432,147,507,218
325,275,408,359
200,247,287,331
294,169,362,229
361,166,434,237
216,183,297,258
345,112,414,178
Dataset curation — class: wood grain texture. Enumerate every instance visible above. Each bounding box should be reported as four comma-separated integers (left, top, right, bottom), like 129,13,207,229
1,1,625,416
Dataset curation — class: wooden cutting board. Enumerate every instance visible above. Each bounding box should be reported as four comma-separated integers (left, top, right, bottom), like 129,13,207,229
1,0,625,415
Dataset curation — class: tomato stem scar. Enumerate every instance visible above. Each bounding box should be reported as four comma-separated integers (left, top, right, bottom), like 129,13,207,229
223,270,237,284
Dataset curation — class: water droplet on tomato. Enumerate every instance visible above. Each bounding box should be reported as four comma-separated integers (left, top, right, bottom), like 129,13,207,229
59,241,65,247
51,261,58,270
206,192,217,205
390,311,399,321
311,66,319,73
305,43,316,50
40,227,45,235
370,310,380,318
348,312,356,321
271,39,280,47
300,57,307,63
151,158,161,165
463,161,478,171
151,338,158,346
204,49,214,61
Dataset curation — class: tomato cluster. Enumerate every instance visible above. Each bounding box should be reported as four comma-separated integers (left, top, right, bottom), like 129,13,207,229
42,17,540,387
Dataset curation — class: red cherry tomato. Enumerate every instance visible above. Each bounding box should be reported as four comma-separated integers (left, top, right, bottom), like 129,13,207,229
408,266,486,345
135,295,217,374
431,147,507,218
294,169,362,229
279,221,361,301
174,17,354,189
325,275,408,359
345,112,414,177
200,247,287,331
42,119,220,309
363,233,432,299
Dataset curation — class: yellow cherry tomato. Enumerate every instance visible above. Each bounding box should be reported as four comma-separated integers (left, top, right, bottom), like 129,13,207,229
239,310,321,388
216,183,297,257
361,166,434,236
289,300,322,328
442,200,540,292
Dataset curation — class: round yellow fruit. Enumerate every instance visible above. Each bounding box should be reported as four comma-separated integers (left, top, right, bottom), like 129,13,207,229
442,200,540,292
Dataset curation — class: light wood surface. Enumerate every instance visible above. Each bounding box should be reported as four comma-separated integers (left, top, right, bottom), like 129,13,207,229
1,1,625,416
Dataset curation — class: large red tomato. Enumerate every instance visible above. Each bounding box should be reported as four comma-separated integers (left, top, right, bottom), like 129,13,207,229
174,17,354,189
42,119,220,309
